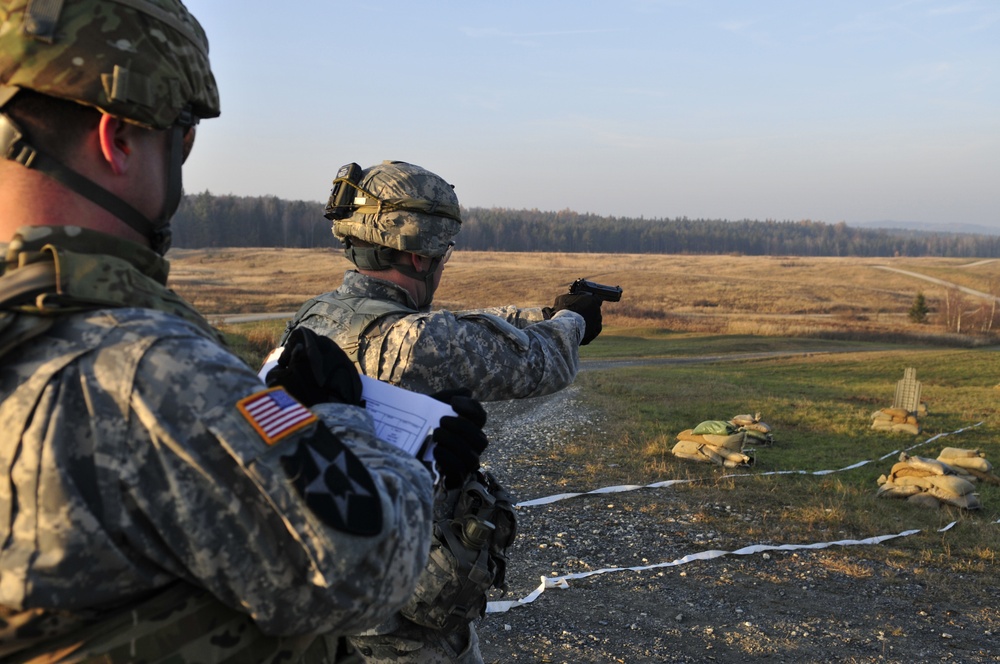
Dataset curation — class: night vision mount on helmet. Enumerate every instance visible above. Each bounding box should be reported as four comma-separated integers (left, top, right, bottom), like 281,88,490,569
327,160,462,260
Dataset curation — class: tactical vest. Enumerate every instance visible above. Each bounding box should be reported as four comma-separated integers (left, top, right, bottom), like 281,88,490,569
0,239,222,359
279,292,418,366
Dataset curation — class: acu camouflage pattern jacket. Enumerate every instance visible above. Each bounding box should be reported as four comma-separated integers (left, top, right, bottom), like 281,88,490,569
0,227,434,661
284,270,585,401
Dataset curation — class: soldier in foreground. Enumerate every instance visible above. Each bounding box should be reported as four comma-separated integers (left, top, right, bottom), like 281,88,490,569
0,1,488,660
264,160,605,663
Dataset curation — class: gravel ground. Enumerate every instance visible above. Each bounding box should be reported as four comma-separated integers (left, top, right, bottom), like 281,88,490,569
474,375,1000,664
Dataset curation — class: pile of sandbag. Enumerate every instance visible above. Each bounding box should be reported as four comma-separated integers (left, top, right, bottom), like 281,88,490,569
876,451,984,509
672,420,754,468
729,412,774,446
870,407,922,435
936,447,1000,486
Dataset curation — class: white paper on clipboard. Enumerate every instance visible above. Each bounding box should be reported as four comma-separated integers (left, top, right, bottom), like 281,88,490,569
258,350,452,461
360,375,456,461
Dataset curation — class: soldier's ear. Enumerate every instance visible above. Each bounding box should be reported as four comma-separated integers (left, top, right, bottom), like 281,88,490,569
97,114,133,176
408,252,433,273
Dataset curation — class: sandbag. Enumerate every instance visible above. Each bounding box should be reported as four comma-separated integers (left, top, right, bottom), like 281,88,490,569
718,448,754,466
692,420,737,436
937,448,998,483
961,467,1000,486
702,432,745,451
742,422,772,433
871,407,921,434
939,455,992,473
938,447,981,459
940,461,973,475
743,429,772,444
899,453,950,476
891,475,935,490
877,483,922,498
906,493,942,509
674,429,702,443
888,464,933,479
671,439,752,468
671,440,724,466
929,489,981,510
888,476,973,498
877,449,985,510
926,475,976,497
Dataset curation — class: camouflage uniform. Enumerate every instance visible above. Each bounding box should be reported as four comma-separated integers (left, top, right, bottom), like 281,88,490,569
0,227,435,661
282,270,584,402
267,162,584,663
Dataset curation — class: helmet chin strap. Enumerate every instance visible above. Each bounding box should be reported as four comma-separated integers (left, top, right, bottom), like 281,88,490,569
155,120,187,254
0,98,185,256
390,256,442,308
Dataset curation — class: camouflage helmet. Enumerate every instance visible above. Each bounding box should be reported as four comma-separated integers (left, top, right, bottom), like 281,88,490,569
0,0,220,129
331,160,462,258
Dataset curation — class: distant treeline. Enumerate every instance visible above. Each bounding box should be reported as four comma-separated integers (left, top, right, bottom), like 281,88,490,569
171,191,1000,257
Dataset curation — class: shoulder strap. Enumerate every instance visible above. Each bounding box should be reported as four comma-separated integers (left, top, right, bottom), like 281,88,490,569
0,260,61,309
0,261,62,362
348,297,419,365
281,292,417,365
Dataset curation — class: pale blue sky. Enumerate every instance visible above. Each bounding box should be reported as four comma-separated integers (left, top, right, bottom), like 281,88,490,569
182,0,1000,229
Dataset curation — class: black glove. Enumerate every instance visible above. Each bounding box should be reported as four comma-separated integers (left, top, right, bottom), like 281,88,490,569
551,293,603,345
429,388,488,489
265,327,363,407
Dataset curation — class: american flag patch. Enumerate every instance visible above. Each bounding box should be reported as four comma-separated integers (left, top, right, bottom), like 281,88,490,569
237,388,318,445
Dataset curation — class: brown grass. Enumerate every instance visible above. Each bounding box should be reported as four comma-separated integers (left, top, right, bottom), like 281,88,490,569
167,249,1000,344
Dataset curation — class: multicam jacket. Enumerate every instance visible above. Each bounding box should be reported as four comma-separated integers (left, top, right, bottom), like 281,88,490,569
280,271,585,401
0,227,434,661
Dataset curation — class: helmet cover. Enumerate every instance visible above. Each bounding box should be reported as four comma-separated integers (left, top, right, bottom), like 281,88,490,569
332,160,461,258
0,0,220,129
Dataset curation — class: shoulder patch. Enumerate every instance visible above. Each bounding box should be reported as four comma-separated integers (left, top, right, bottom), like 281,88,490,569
280,426,383,536
237,387,317,445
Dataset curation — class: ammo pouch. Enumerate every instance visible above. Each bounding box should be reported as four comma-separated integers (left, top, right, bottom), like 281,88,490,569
400,470,517,633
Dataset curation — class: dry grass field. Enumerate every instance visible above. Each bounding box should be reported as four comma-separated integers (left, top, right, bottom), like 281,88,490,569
167,248,1000,343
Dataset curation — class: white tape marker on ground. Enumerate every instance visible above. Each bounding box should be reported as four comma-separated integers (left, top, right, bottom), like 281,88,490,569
487,525,939,614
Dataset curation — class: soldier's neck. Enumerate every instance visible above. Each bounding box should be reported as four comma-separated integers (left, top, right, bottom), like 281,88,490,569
0,167,147,247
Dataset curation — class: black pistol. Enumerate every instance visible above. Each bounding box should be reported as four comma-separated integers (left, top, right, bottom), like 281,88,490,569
569,278,623,303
